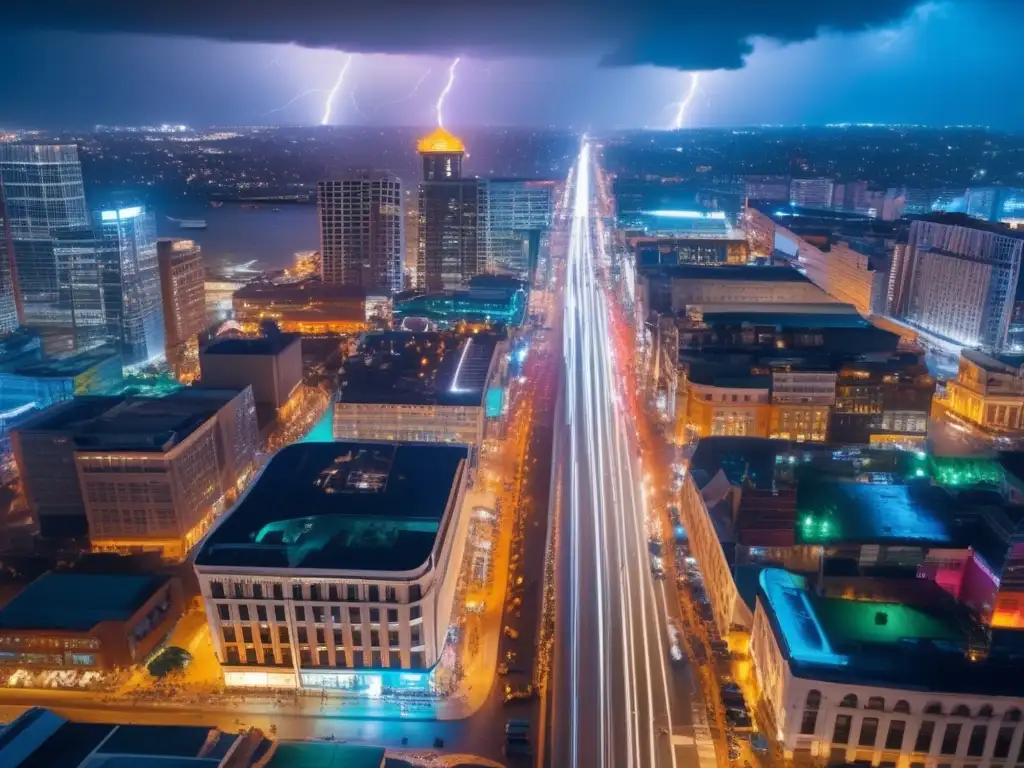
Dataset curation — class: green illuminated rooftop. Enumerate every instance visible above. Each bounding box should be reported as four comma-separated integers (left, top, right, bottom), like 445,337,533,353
809,595,962,647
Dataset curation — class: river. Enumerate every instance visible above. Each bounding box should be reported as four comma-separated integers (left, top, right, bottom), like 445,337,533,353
155,201,319,273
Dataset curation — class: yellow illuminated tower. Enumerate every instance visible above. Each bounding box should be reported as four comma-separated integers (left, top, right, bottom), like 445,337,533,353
416,127,485,291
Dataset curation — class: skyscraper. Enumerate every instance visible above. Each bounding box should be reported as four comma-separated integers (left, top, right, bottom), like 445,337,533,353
416,128,486,291
157,238,205,381
54,202,164,366
789,178,835,209
0,190,20,334
891,214,1024,350
318,172,403,294
485,179,554,279
0,144,89,340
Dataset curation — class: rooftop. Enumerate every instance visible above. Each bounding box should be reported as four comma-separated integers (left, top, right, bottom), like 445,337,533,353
758,568,1023,695
0,573,168,632
1,345,121,379
262,742,385,768
643,264,811,282
339,331,497,407
195,441,468,571
920,211,1024,239
202,333,301,357
15,389,241,452
416,127,465,155
699,309,876,330
233,279,369,302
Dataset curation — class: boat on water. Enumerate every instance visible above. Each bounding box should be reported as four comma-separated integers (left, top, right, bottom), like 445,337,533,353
178,219,208,230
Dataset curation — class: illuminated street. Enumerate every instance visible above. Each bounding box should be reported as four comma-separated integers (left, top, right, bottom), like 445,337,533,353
546,141,701,768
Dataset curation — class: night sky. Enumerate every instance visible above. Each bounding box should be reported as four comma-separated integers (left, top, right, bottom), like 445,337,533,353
0,0,1020,130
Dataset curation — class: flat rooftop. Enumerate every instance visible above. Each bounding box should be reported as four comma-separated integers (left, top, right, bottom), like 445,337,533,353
643,264,810,282
0,573,168,632
700,309,876,330
14,390,240,452
234,279,368,301
262,742,386,768
1,346,121,378
339,331,497,407
195,441,468,571
689,438,966,548
202,333,300,356
758,568,1022,694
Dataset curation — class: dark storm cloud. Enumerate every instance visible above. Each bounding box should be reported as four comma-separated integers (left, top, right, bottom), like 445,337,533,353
5,0,925,70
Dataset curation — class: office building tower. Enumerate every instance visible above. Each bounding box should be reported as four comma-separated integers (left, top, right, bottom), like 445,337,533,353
892,214,1024,350
0,191,20,334
403,188,419,288
0,145,89,340
157,238,205,381
416,128,486,291
55,202,164,366
194,441,471,692
966,187,1024,223
743,175,791,203
318,172,404,294
789,178,835,210
485,179,554,279
12,388,259,555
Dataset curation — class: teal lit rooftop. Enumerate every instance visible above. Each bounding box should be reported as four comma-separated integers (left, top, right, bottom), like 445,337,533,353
196,441,468,571
757,568,1022,694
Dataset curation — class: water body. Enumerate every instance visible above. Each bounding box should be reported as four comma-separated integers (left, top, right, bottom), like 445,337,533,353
155,201,319,272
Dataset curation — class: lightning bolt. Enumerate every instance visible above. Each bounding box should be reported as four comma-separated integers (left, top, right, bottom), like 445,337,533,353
262,89,327,117
320,53,354,126
436,57,461,128
349,89,372,122
671,72,700,130
372,69,433,115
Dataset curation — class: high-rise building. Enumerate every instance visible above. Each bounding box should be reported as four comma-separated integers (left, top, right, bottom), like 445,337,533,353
966,187,1024,223
891,214,1024,350
157,238,205,381
0,145,89,339
485,179,554,279
0,190,20,334
54,202,165,366
416,128,486,291
318,172,404,294
12,388,259,555
789,178,835,210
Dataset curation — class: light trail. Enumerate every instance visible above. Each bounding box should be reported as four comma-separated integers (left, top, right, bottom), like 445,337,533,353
436,57,461,128
320,53,353,126
671,72,700,130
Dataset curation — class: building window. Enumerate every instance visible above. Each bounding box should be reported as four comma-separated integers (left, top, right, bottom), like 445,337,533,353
940,724,962,756
330,606,341,624
833,715,853,745
312,607,325,623
387,608,398,623
1004,709,1022,723
278,626,289,644
979,705,994,719
389,651,401,668
411,651,426,669
241,627,253,643
256,605,267,622
410,605,421,621
840,694,859,708
223,627,236,643
370,629,380,648
859,718,879,748
347,584,358,601
801,690,822,735
924,703,943,715
217,604,230,621
386,586,398,602
238,606,249,621
352,629,362,647
297,628,307,644
994,726,1014,758
885,720,906,751
410,584,421,602
275,605,286,622
226,647,240,665
894,700,911,714
368,585,380,602
967,726,988,757
252,583,263,599
310,584,322,601
334,651,347,668
369,608,380,623
233,582,245,599
292,584,303,600
915,721,936,754
295,606,305,622
953,705,972,718
211,581,226,599
272,584,284,600
866,697,885,711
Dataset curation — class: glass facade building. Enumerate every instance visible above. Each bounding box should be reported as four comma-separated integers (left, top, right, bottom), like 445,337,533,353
0,145,89,332
54,204,165,367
